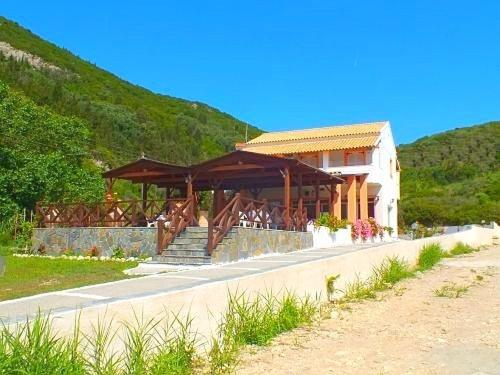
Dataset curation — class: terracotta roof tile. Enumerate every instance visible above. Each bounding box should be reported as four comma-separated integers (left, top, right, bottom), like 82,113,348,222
241,135,380,155
246,121,386,145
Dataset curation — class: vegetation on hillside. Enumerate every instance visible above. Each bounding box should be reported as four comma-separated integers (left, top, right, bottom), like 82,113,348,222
0,81,104,222
0,17,260,168
398,122,499,226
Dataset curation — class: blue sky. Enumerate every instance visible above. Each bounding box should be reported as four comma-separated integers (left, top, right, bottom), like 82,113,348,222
2,1,499,144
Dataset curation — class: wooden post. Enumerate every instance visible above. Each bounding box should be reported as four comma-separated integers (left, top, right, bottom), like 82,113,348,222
334,184,342,219
359,174,368,220
315,181,321,219
141,183,148,213
156,219,165,255
297,173,303,230
283,167,291,230
207,217,214,256
214,189,225,216
186,174,193,198
347,175,357,223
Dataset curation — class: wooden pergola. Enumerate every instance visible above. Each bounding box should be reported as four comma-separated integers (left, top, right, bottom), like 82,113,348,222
102,151,343,218
37,151,344,255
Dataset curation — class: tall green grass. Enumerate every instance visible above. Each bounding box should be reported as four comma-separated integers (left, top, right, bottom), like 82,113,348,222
209,291,318,374
417,243,445,270
449,242,477,256
371,256,414,291
0,312,197,375
0,314,86,374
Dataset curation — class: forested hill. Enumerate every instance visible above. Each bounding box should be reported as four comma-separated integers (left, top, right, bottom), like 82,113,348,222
397,122,500,226
0,17,260,167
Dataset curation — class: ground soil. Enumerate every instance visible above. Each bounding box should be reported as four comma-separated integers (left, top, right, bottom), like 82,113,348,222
236,245,500,375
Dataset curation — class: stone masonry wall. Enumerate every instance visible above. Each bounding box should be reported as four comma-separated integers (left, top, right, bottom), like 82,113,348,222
212,227,313,263
32,227,157,257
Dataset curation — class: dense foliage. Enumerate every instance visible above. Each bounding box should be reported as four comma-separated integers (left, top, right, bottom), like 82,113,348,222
0,81,104,221
398,122,499,226
0,17,260,167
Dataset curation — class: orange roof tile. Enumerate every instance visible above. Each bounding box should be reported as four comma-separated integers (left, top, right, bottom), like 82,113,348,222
246,121,386,145
241,135,380,155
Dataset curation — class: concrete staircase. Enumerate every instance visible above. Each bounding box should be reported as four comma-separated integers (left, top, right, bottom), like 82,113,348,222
153,227,235,265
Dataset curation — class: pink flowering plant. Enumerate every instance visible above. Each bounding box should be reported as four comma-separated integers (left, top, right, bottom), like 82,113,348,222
351,218,382,241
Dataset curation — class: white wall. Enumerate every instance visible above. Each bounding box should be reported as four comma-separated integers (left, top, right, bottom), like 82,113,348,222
45,226,499,346
370,123,399,236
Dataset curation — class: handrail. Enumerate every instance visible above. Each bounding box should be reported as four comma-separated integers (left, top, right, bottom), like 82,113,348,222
35,198,187,228
157,197,194,254
207,194,306,256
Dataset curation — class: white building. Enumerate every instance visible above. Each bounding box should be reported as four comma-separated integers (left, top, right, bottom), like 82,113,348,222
237,121,400,236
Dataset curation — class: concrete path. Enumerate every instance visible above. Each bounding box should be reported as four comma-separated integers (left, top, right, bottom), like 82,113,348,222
0,243,381,325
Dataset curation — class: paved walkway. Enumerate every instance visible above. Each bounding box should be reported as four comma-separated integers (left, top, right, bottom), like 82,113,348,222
0,243,382,325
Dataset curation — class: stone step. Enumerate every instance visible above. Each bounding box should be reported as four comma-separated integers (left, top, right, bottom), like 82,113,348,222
168,243,206,251
173,238,207,245
153,255,212,265
184,227,209,233
162,249,207,257
178,231,208,239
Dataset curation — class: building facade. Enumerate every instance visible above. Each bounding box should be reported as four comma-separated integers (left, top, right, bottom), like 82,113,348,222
237,121,400,236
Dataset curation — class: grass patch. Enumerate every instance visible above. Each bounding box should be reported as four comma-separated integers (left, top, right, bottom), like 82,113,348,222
209,291,317,374
0,255,137,301
0,312,197,375
417,243,445,271
434,283,469,298
371,256,414,291
449,242,477,256
342,276,376,301
0,314,86,374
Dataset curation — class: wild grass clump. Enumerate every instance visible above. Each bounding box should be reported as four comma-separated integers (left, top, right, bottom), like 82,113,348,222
342,276,376,301
417,243,445,271
0,314,86,375
209,291,317,374
0,311,197,375
449,242,477,256
434,283,469,298
371,256,414,291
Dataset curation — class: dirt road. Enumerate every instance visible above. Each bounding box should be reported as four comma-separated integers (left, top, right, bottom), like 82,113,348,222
236,245,500,375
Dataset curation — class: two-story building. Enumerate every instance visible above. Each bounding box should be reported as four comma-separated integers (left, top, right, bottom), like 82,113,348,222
237,121,400,236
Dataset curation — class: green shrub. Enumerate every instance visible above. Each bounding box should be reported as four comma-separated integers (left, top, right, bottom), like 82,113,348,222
450,242,477,256
111,247,125,259
417,243,445,270
314,214,349,232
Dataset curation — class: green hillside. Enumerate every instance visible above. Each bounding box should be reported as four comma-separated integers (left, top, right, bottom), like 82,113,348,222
0,17,260,167
397,122,500,226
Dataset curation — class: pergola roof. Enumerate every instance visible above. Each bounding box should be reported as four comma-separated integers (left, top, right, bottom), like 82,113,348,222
102,157,189,183
103,151,343,190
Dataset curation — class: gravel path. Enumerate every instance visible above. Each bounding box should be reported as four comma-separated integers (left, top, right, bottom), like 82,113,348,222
236,245,500,375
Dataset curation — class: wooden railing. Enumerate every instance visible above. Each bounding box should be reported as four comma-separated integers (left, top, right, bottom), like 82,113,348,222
207,194,307,255
35,199,188,228
157,197,195,254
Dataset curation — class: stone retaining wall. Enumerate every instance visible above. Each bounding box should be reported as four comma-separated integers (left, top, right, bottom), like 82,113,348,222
212,227,313,263
32,227,157,257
